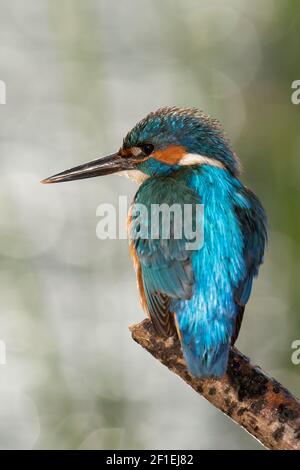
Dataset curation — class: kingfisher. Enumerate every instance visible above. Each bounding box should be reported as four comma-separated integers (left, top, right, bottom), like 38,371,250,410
42,107,267,378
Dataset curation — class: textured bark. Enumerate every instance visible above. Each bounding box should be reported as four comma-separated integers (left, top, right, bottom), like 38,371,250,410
130,319,300,450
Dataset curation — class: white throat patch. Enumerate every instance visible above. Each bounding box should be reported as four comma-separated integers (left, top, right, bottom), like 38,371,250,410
119,170,149,185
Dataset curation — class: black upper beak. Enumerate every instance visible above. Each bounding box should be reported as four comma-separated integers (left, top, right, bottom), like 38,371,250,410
41,153,132,184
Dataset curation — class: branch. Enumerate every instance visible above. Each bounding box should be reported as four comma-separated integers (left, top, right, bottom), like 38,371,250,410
130,319,300,450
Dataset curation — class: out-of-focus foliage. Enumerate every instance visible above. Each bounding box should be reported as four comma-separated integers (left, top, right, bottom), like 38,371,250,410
0,0,299,449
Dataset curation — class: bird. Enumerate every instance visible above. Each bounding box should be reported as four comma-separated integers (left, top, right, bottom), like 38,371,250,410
42,106,267,378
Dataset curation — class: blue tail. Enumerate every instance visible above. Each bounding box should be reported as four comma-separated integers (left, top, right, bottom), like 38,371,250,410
181,340,230,378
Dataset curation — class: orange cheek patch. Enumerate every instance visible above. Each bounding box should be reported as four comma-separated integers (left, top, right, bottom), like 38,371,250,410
153,145,186,165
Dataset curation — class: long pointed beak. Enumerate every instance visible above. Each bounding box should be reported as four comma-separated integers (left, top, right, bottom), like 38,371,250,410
41,153,130,184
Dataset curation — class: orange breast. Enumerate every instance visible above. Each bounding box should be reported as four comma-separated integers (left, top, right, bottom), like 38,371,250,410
127,206,149,316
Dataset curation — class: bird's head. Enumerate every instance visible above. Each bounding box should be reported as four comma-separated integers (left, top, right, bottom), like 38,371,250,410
42,107,240,185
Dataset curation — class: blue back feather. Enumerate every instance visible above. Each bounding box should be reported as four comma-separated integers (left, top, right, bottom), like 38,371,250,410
130,165,267,378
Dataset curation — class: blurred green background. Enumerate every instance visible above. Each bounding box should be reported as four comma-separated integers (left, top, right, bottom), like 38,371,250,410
0,0,299,450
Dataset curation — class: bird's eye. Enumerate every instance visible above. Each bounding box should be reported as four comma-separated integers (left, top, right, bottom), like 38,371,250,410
139,143,154,156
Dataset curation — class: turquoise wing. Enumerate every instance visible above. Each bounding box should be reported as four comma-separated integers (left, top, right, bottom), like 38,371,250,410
232,186,267,343
130,175,200,337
